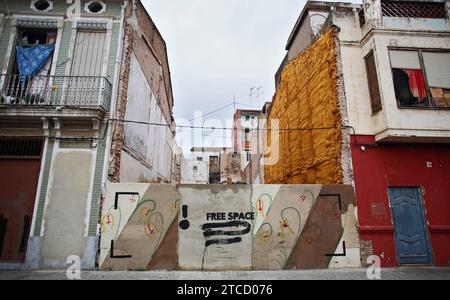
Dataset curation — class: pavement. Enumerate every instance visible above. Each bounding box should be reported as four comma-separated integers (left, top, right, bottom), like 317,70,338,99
0,267,449,280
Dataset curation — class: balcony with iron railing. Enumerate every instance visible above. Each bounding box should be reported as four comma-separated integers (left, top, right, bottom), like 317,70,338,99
0,74,111,110
360,0,449,34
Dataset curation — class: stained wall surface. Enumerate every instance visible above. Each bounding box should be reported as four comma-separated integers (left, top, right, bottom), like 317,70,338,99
99,183,360,271
40,151,93,265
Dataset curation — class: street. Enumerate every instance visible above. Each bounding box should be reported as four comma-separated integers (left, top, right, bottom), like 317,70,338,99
0,267,449,280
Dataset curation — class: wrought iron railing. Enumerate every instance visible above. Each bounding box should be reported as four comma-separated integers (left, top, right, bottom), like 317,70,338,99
0,74,111,108
382,0,447,19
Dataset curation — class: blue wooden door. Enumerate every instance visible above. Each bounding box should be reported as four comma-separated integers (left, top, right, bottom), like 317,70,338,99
388,187,432,265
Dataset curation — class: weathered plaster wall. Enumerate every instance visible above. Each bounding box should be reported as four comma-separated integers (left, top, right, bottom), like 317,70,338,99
99,183,360,271
39,150,93,267
120,53,174,183
287,11,330,63
100,184,179,271
368,32,450,140
180,159,209,184
179,185,253,270
0,0,123,18
109,1,176,183
220,153,242,183
119,150,156,183
340,3,450,139
265,29,343,184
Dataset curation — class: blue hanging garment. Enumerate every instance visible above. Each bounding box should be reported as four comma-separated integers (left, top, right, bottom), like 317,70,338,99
16,45,55,83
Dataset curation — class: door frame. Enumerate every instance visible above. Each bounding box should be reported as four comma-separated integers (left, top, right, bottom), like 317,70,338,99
388,186,434,266
0,138,44,263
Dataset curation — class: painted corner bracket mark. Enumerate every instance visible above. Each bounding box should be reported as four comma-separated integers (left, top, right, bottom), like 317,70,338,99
110,240,132,259
114,192,140,209
325,241,347,257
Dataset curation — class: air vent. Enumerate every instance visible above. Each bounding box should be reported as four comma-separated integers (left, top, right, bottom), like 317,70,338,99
31,0,52,12
0,139,43,158
86,1,106,14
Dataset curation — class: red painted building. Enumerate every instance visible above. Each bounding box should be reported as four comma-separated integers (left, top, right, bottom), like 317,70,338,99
352,136,450,267
277,0,450,267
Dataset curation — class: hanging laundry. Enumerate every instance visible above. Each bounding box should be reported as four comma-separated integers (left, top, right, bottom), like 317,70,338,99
393,69,415,106
403,69,427,102
15,45,55,83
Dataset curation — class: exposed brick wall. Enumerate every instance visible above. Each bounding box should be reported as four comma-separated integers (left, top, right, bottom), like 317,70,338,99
108,25,134,183
334,28,354,186
135,0,174,122
109,2,176,182
360,239,374,267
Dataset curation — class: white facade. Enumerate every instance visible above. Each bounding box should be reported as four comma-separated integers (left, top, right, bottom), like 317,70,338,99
336,0,450,143
120,53,175,183
181,158,209,184
235,111,259,170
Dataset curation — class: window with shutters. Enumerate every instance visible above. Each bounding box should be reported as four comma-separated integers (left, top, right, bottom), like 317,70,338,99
389,49,450,109
365,51,383,114
422,52,450,108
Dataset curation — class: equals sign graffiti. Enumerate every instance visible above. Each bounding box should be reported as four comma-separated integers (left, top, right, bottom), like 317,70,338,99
201,221,251,248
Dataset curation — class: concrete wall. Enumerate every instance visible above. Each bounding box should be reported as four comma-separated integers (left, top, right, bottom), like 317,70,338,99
39,151,92,265
287,11,330,63
180,159,209,184
99,184,179,270
99,183,361,271
109,1,176,183
120,53,174,183
25,146,97,270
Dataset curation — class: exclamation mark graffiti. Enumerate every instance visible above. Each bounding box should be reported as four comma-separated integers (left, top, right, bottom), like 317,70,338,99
179,205,190,230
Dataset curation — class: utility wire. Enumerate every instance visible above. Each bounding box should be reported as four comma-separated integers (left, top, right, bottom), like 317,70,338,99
14,119,355,144
188,102,235,122
187,99,265,122
110,118,343,132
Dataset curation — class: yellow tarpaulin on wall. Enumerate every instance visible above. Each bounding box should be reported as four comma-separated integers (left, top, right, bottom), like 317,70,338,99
265,29,343,184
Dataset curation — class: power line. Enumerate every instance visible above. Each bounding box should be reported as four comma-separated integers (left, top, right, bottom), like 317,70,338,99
188,102,235,122
110,118,343,132
8,119,357,145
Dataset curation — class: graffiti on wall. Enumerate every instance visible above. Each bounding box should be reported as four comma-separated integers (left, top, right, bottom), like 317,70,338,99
99,184,179,271
99,184,361,271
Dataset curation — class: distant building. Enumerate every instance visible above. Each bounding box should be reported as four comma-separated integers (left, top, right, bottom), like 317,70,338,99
220,151,243,184
190,147,228,184
181,158,209,184
232,109,261,171
243,102,272,184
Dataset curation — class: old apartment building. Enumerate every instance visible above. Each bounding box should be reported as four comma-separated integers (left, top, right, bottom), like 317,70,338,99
0,0,176,269
232,109,260,173
265,0,450,267
183,147,243,184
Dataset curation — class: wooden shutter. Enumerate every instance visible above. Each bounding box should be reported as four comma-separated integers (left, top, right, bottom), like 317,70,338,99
365,51,382,113
71,30,107,76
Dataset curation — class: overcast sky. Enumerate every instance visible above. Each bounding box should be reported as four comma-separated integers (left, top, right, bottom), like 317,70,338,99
141,0,361,152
